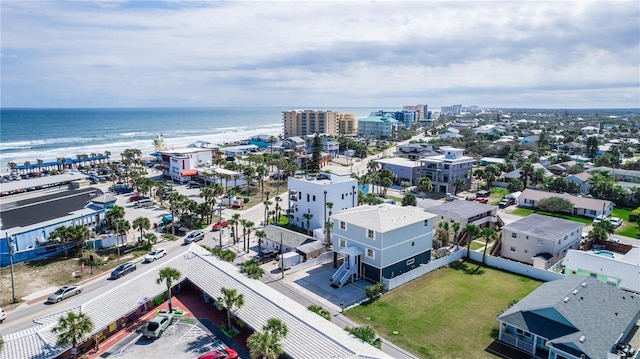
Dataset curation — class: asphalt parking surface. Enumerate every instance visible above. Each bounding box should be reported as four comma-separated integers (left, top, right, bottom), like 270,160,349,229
105,320,225,359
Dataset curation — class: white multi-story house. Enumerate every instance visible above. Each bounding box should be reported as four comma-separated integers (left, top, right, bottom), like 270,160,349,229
330,204,435,287
287,173,358,235
501,214,583,269
418,147,474,193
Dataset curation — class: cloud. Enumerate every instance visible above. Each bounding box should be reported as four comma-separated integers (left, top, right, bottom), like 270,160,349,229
1,1,638,108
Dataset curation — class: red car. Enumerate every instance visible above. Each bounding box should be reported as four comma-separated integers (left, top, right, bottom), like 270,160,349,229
197,348,238,359
475,197,488,204
212,221,229,231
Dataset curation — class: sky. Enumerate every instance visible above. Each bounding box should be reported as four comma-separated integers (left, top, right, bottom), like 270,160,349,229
1,1,639,109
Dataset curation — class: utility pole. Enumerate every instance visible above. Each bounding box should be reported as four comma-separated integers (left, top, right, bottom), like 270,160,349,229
170,180,175,239
116,221,121,262
280,234,284,280
219,203,223,248
6,233,16,303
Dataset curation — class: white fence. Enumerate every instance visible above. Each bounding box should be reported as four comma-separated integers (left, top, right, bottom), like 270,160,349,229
287,251,333,273
383,250,466,291
382,249,564,291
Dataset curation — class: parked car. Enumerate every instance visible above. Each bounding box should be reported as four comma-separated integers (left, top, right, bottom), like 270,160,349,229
144,248,168,262
47,285,83,303
187,181,203,189
475,197,489,204
592,215,607,225
111,261,137,279
198,348,239,359
142,314,173,339
253,249,279,264
184,231,205,244
609,217,623,228
498,198,511,208
128,194,149,202
212,221,229,231
0,307,6,323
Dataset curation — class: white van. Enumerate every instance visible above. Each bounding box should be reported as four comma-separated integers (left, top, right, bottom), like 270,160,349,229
135,198,155,207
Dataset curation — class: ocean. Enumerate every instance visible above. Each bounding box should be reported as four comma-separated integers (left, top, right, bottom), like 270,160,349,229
0,107,390,173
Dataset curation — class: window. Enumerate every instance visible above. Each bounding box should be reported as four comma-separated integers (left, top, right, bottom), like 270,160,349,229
563,235,568,241
511,233,517,239
366,248,374,259
524,249,528,253
342,194,345,200
307,194,310,202
340,239,346,248
313,195,316,201
525,236,529,240
510,246,516,252
298,192,302,200
407,258,415,265
367,229,374,239
340,221,346,230
558,239,561,244
424,220,430,227
537,239,543,245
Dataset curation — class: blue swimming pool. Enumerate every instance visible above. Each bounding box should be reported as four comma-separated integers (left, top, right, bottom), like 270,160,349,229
594,250,615,258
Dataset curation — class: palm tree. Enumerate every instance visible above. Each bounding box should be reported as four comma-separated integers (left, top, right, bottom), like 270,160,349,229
438,221,450,247
132,217,151,244
240,259,265,279
302,213,313,235
52,312,94,359
418,177,433,199
274,196,283,223
453,178,466,196
263,199,272,225
480,228,497,264
247,318,288,359
452,222,461,250
463,224,480,258
218,287,245,331
156,267,181,313
255,230,266,254
231,213,241,243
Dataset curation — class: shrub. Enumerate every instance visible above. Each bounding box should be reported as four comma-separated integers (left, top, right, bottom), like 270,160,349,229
537,197,573,213
629,207,640,222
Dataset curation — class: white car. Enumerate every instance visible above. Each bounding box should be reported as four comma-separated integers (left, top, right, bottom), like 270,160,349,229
592,214,607,225
0,307,6,323
144,248,167,262
608,217,623,228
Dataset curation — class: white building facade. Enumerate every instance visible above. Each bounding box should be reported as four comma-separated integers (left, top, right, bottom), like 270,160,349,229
287,173,358,234
418,146,474,193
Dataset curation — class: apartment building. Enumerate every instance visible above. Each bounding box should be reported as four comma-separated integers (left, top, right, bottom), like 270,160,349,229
357,114,399,138
283,110,356,137
417,146,474,193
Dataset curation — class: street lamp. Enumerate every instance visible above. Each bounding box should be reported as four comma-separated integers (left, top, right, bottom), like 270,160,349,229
219,203,223,248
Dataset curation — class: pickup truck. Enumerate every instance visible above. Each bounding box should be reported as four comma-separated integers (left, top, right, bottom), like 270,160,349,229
142,314,172,339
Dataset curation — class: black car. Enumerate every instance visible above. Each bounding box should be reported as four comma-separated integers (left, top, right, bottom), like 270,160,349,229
253,249,279,264
111,261,137,279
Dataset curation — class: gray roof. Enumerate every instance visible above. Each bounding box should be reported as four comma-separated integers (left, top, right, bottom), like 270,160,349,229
502,214,583,240
331,204,435,233
261,225,312,248
519,189,613,212
588,166,640,179
1,245,391,359
562,249,640,293
425,200,497,221
498,276,640,359
504,163,553,179
0,187,105,229
0,173,88,193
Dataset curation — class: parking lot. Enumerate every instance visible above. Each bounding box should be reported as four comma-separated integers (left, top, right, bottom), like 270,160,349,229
105,320,224,359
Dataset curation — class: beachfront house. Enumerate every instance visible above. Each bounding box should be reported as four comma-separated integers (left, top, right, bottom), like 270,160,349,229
497,276,640,359
158,148,214,183
500,214,582,269
329,204,435,286
287,173,358,237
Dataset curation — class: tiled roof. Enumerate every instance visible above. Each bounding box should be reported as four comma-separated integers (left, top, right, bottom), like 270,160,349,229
331,204,435,233
2,245,391,359
498,276,640,359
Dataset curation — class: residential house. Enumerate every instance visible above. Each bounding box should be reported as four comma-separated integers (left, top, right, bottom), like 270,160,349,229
562,248,640,293
587,166,640,182
497,276,640,359
519,136,537,144
260,225,327,260
565,172,592,194
436,132,464,140
500,214,582,268
287,173,358,235
479,157,506,166
394,143,438,161
282,136,306,152
374,157,421,185
426,200,499,230
418,147,475,193
518,189,614,219
581,125,599,134
503,163,553,182
546,161,577,176
557,141,585,157
330,204,435,285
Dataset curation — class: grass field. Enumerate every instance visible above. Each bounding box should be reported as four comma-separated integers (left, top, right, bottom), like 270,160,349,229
469,241,486,250
612,208,639,238
345,261,542,359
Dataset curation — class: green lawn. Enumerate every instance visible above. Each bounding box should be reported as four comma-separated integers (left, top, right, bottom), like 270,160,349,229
511,208,534,216
612,208,640,238
510,208,592,224
345,261,542,359
469,241,485,250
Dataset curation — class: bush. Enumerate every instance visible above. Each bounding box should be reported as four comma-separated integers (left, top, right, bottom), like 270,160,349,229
629,207,640,222
538,197,573,213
